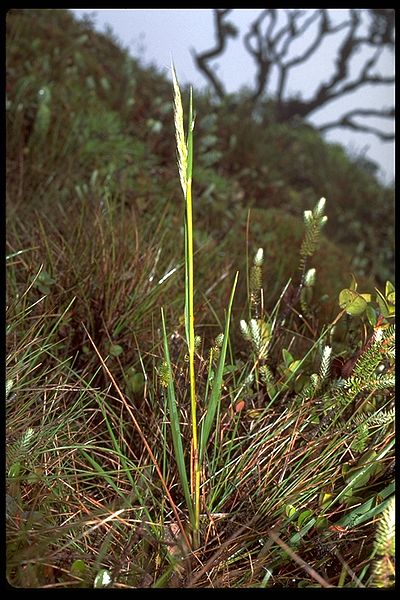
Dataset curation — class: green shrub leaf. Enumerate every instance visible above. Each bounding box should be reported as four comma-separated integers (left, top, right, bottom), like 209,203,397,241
339,288,368,316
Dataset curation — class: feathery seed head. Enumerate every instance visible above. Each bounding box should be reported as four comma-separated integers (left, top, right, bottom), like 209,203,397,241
171,63,188,197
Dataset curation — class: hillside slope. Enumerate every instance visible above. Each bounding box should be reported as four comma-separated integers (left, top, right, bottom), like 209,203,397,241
6,8,394,288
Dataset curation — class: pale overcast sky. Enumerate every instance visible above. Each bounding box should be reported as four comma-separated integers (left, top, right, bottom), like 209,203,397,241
71,8,394,185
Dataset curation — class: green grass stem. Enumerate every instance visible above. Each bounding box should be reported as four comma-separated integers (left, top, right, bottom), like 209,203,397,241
172,64,200,546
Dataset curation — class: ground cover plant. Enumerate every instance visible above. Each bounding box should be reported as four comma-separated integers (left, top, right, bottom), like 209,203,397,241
6,9,395,588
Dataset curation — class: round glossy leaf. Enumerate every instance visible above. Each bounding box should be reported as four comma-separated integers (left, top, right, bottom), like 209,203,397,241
235,400,245,413
314,516,328,530
26,468,43,484
128,372,145,394
109,344,123,357
385,281,395,304
339,289,367,316
343,495,364,507
294,374,308,394
289,360,302,373
71,559,87,577
319,492,333,509
8,463,21,478
37,283,51,295
285,504,297,519
366,304,377,327
282,348,294,367
297,509,313,529
375,290,390,317
349,274,358,292
360,293,372,303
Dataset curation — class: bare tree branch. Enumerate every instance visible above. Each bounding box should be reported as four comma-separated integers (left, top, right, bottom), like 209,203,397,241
292,35,393,117
318,48,394,109
191,8,394,142
243,9,277,102
276,9,352,103
366,8,394,47
279,9,320,60
318,108,395,141
190,9,237,100
324,9,361,90
271,9,306,60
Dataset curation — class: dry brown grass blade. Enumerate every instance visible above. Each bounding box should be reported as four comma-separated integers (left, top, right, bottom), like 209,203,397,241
82,323,193,553
187,514,259,587
267,528,335,588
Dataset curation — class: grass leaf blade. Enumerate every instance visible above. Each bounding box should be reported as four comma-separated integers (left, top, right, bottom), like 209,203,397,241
160,307,194,523
200,271,239,464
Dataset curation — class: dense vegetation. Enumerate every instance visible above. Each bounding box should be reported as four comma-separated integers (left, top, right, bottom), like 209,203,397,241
6,9,394,588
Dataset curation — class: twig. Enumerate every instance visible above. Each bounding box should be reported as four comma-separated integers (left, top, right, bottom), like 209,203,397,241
267,528,335,588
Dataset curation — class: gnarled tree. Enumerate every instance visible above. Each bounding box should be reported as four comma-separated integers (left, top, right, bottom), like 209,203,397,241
192,9,394,141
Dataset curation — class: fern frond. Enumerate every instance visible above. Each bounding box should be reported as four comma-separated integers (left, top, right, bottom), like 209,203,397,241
300,221,321,260
215,333,224,348
346,406,394,452
240,317,271,361
304,267,316,288
299,198,328,278
250,263,263,292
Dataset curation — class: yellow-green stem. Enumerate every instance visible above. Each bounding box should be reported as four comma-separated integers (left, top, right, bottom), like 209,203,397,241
172,66,200,547
186,180,200,547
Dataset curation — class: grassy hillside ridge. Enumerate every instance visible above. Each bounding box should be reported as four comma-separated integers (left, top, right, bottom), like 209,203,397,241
6,9,395,589
6,8,394,285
